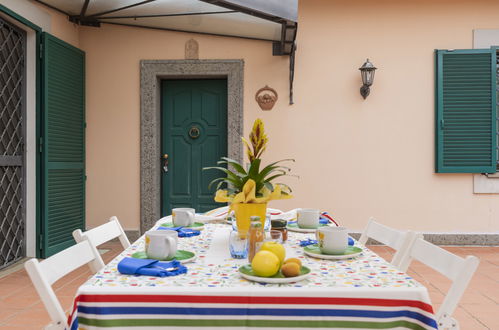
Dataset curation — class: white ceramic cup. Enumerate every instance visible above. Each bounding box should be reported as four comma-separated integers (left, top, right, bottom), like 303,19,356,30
145,230,178,260
172,208,195,227
297,208,320,229
316,226,348,255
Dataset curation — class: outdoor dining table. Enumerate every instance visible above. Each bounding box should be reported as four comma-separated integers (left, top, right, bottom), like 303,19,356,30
69,218,437,330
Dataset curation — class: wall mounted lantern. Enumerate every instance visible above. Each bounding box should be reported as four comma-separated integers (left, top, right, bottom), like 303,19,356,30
359,59,377,99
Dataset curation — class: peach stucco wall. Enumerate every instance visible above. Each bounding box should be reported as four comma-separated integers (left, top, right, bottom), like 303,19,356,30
79,0,499,233
31,2,79,47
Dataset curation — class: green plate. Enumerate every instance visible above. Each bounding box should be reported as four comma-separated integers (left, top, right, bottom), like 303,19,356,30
160,222,204,230
238,264,311,284
287,222,328,233
131,250,195,263
303,245,363,260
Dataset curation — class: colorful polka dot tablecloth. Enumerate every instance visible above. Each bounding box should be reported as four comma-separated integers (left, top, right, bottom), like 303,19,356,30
70,221,437,329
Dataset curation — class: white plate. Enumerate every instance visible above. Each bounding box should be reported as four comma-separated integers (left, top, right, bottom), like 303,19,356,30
238,270,311,284
303,246,363,260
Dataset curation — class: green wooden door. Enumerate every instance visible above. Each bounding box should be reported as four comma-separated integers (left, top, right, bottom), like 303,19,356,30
41,33,85,257
161,79,227,215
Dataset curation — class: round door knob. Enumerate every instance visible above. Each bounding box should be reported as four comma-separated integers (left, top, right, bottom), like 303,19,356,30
188,126,200,139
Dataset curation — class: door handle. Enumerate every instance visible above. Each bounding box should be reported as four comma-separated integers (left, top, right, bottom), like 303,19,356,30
162,154,169,173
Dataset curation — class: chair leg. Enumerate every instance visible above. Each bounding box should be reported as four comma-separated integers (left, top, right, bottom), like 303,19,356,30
438,314,459,329
44,322,66,330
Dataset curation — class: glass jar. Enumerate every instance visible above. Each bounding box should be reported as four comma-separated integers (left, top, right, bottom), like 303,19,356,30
271,219,288,242
248,216,265,263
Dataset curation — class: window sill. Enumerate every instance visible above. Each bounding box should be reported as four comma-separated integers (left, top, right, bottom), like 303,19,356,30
473,173,499,193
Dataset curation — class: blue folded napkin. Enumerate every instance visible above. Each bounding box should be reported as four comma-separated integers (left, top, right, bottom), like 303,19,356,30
118,257,187,277
158,226,200,237
299,237,355,247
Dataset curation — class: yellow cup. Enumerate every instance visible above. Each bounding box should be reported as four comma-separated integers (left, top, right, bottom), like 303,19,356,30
231,203,267,237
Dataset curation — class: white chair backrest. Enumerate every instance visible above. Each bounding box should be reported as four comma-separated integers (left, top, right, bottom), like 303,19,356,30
24,240,102,330
73,216,130,248
73,216,130,272
404,238,480,329
359,217,420,269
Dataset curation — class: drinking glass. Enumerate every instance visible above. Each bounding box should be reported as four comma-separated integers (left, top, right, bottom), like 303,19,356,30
264,212,271,231
229,230,248,259
268,230,284,244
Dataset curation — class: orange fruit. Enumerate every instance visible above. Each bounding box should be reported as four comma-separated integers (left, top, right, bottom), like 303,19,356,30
281,262,301,277
283,258,302,267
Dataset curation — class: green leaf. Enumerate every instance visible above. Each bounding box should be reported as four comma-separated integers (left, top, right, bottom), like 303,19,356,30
264,173,288,184
264,182,274,192
204,166,245,191
220,157,247,175
207,177,225,190
247,159,261,179
217,161,246,179
215,180,227,191
262,169,287,180
276,183,293,193
257,159,294,179
203,166,239,181
226,187,238,195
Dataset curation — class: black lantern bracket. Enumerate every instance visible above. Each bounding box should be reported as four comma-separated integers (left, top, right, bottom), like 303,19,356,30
359,59,377,99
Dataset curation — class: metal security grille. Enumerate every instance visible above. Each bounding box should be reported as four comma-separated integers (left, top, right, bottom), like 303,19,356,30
0,17,26,269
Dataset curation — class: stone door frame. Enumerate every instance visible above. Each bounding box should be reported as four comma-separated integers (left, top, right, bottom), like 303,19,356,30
140,59,243,233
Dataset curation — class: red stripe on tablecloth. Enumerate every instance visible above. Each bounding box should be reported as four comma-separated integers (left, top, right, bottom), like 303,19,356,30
77,295,434,313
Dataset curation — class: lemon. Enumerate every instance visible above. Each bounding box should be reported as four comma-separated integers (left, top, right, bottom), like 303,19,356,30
260,242,286,265
251,250,280,277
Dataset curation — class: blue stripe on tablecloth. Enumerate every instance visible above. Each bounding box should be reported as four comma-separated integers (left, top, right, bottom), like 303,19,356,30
78,306,437,328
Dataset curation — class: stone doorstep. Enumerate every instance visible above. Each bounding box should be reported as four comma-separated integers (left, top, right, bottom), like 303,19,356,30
348,232,499,246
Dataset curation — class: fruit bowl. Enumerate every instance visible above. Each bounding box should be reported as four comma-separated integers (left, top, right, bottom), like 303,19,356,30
238,264,311,284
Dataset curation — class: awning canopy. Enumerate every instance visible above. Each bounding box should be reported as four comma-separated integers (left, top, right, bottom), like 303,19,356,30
34,0,298,103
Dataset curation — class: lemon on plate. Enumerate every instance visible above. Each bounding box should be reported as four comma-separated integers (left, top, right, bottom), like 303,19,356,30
251,250,280,277
259,241,286,265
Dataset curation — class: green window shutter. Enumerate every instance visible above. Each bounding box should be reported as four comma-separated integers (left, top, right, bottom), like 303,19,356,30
436,49,497,173
41,33,85,257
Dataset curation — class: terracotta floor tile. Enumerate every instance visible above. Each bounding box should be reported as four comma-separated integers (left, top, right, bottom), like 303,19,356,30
461,303,499,329
1,292,40,309
0,325,48,330
451,307,489,330
0,309,22,323
366,245,390,253
0,273,29,285
0,282,27,298
2,308,51,327
0,244,497,327
57,295,79,311
428,290,446,305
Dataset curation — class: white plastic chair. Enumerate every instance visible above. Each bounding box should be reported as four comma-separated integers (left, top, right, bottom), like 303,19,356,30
358,217,421,269
399,237,479,329
72,216,130,272
24,240,103,330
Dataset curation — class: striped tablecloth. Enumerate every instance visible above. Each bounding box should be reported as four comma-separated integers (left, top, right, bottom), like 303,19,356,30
69,221,437,329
